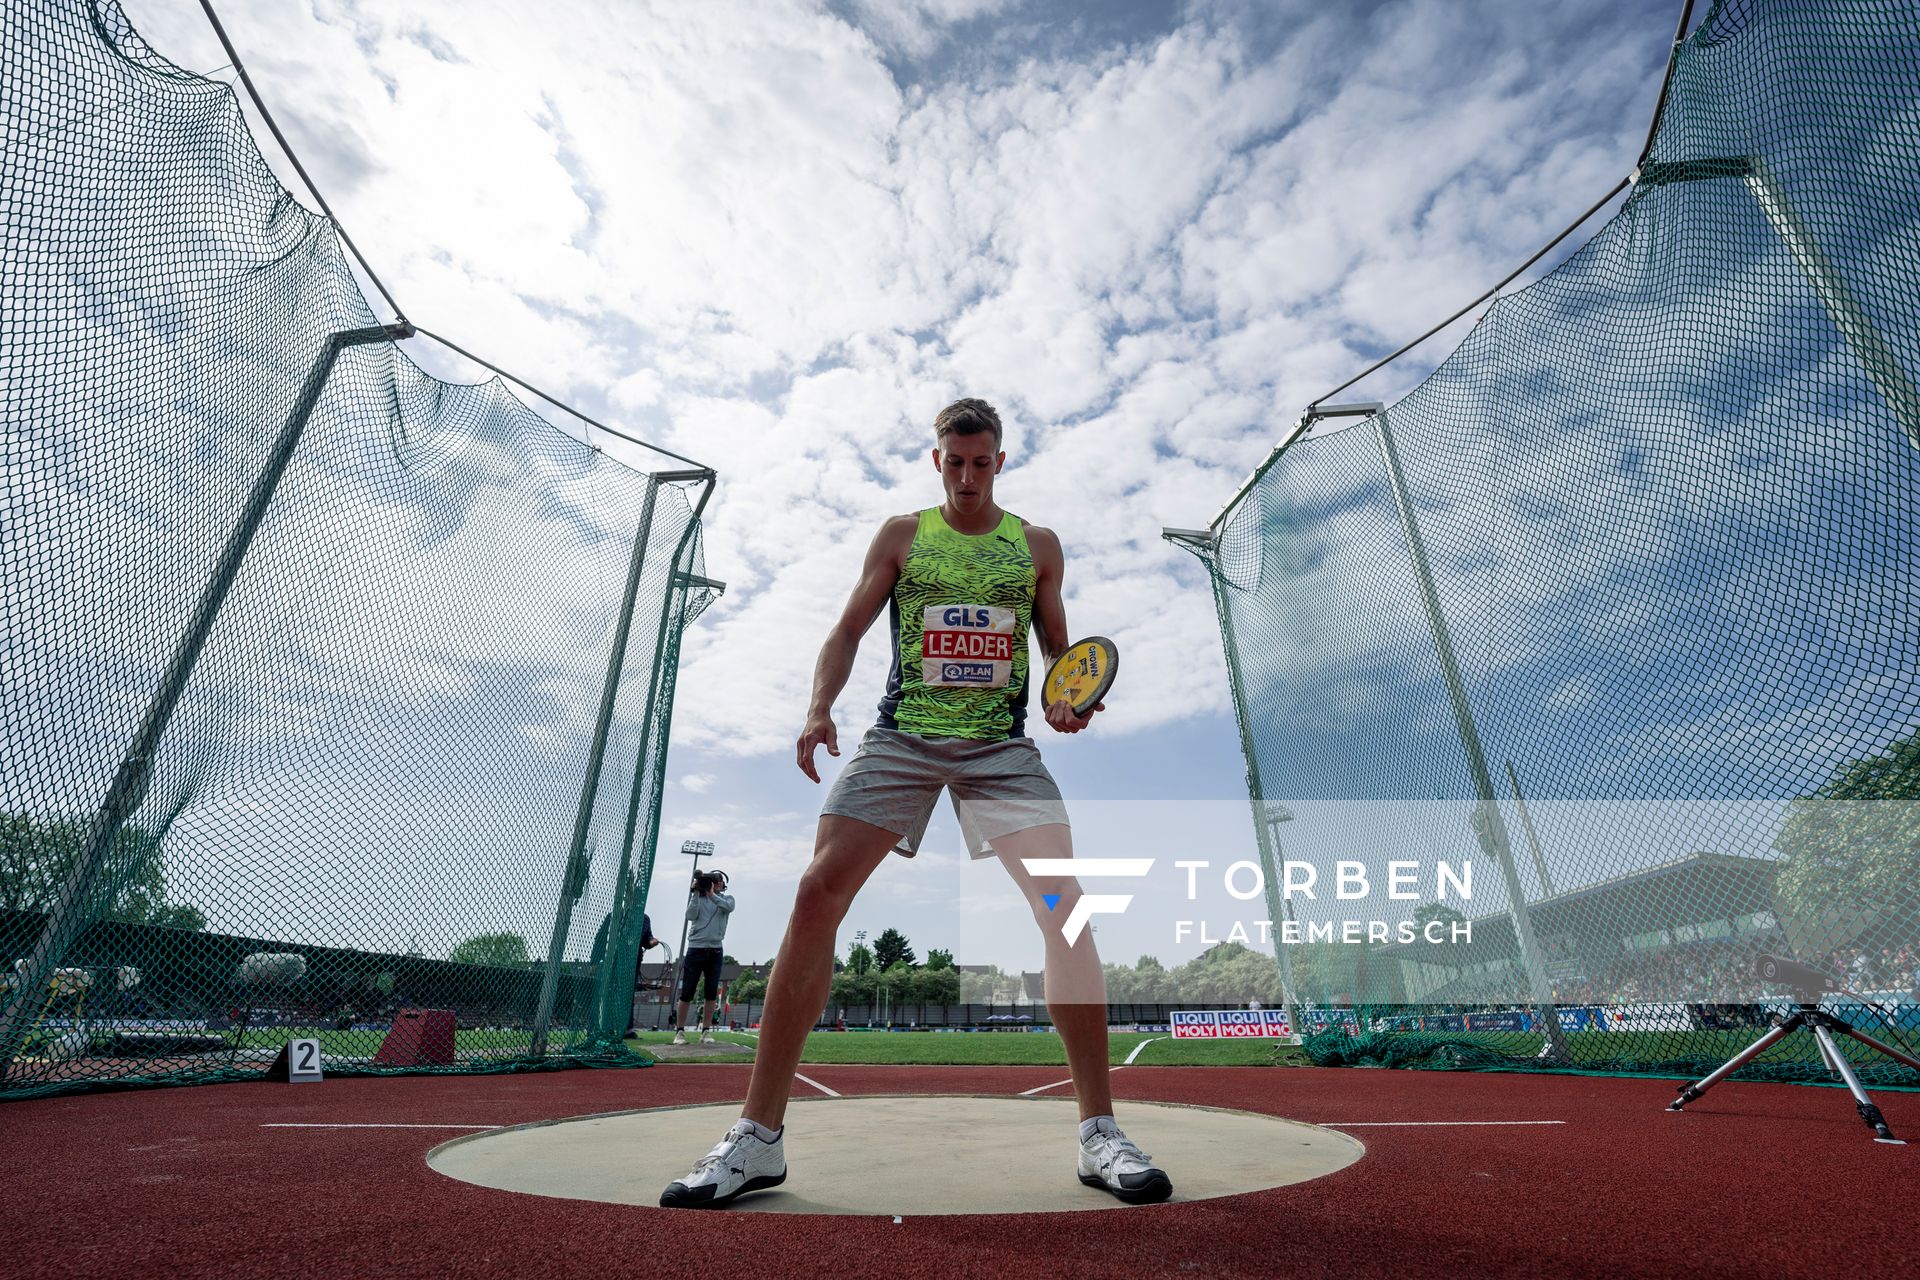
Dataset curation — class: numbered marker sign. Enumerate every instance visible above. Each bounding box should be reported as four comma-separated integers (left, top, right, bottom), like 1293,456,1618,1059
286,1037,322,1083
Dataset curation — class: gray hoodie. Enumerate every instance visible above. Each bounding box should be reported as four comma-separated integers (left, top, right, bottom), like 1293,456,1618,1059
685,890,734,948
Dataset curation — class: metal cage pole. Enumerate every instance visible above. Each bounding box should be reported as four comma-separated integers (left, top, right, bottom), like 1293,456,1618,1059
586,489,678,1038
626,479,724,1034
1163,524,1300,1031
1504,760,1557,899
612,569,724,1032
1635,155,1920,451
593,531,725,1040
1264,804,1302,1037
530,470,688,1056
1370,406,1569,1059
0,322,410,1077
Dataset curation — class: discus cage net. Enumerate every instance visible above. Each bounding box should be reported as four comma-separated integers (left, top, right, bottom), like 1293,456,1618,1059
1174,0,1920,1082
1,0,718,1099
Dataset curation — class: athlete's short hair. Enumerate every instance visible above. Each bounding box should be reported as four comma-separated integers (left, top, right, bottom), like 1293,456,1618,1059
934,398,1003,449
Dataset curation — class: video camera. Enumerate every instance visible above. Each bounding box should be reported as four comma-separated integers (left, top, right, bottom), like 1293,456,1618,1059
1754,952,1839,999
691,869,729,896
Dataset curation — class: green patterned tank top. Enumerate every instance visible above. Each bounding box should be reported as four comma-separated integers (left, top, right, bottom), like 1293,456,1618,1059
878,507,1035,741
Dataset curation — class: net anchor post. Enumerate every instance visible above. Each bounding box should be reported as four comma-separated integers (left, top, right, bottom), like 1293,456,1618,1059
1369,405,1571,1062
0,323,404,1081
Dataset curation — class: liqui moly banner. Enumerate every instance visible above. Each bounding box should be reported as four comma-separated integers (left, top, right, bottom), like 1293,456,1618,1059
1169,1009,1294,1038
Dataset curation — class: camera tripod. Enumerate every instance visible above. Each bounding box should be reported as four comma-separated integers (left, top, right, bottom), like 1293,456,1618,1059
1667,994,1920,1144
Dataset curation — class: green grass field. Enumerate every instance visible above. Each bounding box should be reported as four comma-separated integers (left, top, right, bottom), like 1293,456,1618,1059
77,1020,1917,1079
621,1024,1920,1076
625,1029,1303,1067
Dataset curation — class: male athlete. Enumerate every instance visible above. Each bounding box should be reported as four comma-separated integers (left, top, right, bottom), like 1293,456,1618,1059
660,398,1172,1209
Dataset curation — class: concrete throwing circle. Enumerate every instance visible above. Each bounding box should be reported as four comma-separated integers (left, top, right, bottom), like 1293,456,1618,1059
427,1095,1363,1215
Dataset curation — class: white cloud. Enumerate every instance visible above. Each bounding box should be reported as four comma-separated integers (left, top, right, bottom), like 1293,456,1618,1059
42,0,1739,954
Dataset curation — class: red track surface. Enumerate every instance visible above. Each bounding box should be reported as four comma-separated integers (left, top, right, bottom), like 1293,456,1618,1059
3,1064,1915,1279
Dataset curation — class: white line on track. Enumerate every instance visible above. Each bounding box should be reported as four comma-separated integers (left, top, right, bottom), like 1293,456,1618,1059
795,1072,840,1098
1310,1120,1567,1127
1021,1068,1125,1096
261,1123,500,1130
1020,1036,1165,1094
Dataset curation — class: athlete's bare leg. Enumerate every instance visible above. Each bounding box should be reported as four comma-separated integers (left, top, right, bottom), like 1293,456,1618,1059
741,815,901,1129
990,823,1112,1121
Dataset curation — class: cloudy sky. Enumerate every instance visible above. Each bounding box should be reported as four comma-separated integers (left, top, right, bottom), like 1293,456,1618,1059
113,0,1693,969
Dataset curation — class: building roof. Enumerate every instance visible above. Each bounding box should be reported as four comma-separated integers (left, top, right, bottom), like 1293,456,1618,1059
1372,850,1781,961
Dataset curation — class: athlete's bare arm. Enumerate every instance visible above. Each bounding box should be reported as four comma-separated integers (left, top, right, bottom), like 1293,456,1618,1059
796,514,918,781
1027,525,1101,735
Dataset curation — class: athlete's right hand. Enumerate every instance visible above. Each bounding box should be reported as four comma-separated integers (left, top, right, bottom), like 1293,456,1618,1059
797,713,840,783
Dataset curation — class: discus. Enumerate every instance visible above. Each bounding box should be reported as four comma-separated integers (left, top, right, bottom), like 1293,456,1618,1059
1043,636,1118,717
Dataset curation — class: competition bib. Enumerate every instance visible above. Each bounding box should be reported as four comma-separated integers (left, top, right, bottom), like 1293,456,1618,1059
921,604,1015,688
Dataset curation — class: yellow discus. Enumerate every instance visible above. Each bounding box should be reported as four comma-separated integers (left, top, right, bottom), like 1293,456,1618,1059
1042,636,1119,717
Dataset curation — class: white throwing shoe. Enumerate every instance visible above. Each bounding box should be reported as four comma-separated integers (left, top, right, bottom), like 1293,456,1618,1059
670,1030,687,1046
1077,1119,1173,1204
659,1120,787,1209
699,1029,716,1044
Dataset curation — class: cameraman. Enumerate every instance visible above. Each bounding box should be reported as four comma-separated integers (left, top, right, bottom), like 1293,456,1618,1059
674,870,733,1045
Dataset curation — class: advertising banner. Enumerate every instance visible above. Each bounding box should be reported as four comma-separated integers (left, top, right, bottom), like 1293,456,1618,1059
1170,1009,1294,1038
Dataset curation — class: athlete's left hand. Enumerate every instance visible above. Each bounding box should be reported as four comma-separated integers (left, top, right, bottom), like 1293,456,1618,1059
1046,698,1102,734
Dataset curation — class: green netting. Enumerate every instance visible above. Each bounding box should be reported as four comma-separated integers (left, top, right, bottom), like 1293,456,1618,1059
1,0,717,1099
1186,0,1920,1084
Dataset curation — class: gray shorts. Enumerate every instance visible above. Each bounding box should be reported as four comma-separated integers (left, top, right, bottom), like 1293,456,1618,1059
821,726,1070,858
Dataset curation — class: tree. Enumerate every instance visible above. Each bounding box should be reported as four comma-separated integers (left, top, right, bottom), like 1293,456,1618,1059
145,903,207,931
926,948,955,971
904,966,960,1003
730,965,768,1002
1413,902,1467,932
958,964,1008,1002
1104,955,1174,1003
830,968,877,1006
1177,943,1279,1004
1774,732,1920,948
845,942,875,976
448,932,531,968
0,812,205,929
873,927,916,970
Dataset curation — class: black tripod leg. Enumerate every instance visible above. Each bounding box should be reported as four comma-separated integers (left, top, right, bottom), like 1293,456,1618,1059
1669,1017,1799,1111
1834,1023,1920,1075
1810,1024,1903,1144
